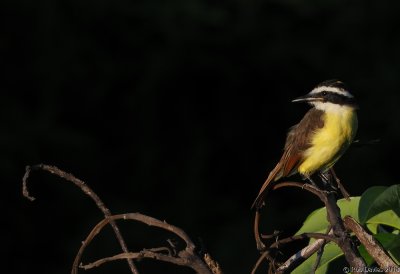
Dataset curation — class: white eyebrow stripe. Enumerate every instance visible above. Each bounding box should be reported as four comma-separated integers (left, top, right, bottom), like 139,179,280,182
310,86,353,98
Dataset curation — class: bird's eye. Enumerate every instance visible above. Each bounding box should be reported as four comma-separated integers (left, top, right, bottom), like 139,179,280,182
321,91,328,96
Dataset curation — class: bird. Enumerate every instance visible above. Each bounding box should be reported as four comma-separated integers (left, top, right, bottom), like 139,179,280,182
252,80,358,209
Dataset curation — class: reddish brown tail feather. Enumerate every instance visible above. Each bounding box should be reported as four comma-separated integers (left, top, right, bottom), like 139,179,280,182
252,152,301,209
251,163,282,209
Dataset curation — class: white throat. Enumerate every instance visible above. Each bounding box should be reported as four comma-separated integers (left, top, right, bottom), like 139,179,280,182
313,101,354,114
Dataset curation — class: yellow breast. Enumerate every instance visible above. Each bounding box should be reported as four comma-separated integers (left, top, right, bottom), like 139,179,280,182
298,104,358,176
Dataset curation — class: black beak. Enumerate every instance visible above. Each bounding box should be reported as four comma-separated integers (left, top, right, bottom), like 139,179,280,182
292,94,322,103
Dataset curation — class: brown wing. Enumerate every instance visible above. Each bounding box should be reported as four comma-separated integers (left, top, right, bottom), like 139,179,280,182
252,108,324,209
281,108,325,176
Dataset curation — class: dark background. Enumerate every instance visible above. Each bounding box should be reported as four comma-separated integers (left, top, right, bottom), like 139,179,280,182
2,0,400,273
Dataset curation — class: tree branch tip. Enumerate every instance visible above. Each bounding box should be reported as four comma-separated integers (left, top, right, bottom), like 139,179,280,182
261,230,281,240
24,195,36,202
204,253,223,274
22,165,36,201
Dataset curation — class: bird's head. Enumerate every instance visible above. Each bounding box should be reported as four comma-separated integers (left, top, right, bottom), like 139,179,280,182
292,80,358,110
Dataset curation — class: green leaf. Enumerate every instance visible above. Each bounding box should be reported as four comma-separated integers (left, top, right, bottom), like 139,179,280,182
366,223,378,234
316,264,328,274
296,197,360,235
391,244,400,264
292,242,342,274
377,233,400,264
366,210,400,230
359,185,400,224
358,244,375,265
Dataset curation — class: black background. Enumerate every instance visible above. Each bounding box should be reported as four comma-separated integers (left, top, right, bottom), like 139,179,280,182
2,1,400,273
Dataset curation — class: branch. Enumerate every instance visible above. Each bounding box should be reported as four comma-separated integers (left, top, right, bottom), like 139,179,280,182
75,213,215,274
253,182,326,251
324,193,366,271
82,250,222,274
252,231,337,274
21,164,139,274
275,238,326,274
272,181,326,201
312,240,326,273
275,227,333,274
204,254,223,274
81,250,188,270
344,216,398,273
269,232,337,249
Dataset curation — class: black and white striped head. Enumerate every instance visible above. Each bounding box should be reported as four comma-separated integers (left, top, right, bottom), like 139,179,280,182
292,80,357,110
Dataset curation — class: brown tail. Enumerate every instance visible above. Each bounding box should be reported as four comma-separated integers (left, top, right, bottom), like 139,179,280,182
251,163,283,209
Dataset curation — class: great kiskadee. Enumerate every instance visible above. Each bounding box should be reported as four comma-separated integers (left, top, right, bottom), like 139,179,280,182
252,80,358,209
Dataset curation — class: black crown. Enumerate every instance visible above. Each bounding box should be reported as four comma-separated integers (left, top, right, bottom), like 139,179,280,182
317,79,348,90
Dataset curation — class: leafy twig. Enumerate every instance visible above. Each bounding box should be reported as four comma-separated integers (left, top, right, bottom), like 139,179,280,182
253,180,367,273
